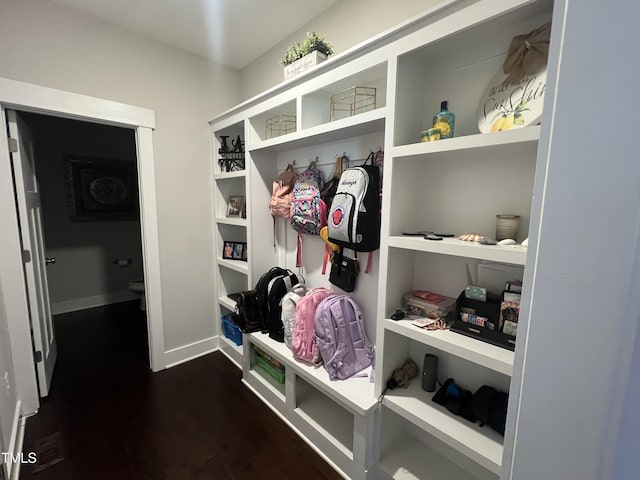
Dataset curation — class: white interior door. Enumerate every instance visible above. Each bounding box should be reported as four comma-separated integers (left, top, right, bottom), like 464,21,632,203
7,110,57,398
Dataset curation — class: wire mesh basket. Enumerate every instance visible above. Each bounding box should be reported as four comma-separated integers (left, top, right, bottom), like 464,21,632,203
330,86,376,121
266,115,296,139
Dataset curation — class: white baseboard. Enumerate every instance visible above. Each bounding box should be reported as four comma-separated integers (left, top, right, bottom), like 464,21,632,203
164,336,218,369
51,290,139,315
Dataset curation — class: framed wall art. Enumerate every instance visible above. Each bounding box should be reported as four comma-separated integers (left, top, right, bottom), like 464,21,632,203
66,156,139,222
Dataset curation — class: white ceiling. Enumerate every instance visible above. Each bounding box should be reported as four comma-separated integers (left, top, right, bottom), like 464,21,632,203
49,0,343,69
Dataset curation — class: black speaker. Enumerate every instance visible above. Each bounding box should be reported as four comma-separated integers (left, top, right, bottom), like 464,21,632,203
421,353,438,392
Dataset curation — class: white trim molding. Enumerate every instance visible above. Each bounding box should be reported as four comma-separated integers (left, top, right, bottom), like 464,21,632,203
0,77,155,128
164,336,218,369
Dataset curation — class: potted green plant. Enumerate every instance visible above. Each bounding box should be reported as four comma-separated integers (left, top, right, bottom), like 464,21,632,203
282,31,333,79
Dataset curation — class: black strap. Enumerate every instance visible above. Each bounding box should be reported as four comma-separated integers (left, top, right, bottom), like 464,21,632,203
363,151,375,166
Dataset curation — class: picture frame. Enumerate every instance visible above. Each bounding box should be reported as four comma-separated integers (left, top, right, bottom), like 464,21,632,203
222,241,247,261
65,156,139,222
222,241,235,260
226,195,246,218
232,242,244,260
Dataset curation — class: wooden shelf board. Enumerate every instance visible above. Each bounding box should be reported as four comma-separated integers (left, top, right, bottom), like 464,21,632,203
393,126,540,158
215,216,247,227
383,318,513,376
218,295,237,312
248,108,385,152
213,170,246,180
248,333,377,416
218,258,249,274
387,236,527,265
383,381,503,475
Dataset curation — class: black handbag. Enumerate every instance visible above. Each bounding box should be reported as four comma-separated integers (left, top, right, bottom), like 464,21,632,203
329,251,359,292
233,290,260,333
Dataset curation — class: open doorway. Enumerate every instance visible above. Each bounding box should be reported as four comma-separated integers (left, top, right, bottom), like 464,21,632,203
0,78,165,417
20,113,146,316
16,112,150,391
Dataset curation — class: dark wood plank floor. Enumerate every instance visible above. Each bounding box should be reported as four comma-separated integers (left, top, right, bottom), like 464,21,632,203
20,301,341,480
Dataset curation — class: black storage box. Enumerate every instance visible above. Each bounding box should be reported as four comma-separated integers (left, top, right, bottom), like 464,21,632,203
450,292,516,351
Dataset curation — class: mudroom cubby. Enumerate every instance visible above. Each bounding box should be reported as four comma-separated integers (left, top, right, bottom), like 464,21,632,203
213,175,246,222
210,0,560,477
248,99,297,144
392,0,552,147
243,332,378,480
388,132,539,243
378,408,497,480
379,329,510,475
300,62,387,128
219,303,243,368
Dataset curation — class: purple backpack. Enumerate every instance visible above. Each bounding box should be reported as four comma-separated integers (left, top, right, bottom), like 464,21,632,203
314,295,375,381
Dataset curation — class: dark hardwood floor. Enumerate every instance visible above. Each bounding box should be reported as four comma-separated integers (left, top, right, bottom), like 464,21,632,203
20,301,341,480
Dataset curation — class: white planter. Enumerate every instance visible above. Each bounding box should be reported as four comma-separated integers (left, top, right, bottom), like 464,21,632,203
283,51,327,80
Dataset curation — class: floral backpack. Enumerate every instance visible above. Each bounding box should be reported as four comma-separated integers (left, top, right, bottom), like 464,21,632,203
290,161,327,267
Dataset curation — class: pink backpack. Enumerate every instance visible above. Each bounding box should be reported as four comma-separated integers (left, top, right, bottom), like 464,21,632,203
292,287,333,365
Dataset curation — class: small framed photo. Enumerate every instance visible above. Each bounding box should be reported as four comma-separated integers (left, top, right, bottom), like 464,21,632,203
241,242,248,261
222,241,235,260
232,242,244,260
226,195,245,218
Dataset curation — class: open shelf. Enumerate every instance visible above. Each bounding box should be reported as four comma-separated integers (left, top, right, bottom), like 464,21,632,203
393,1,552,146
248,333,377,416
295,376,354,460
246,368,286,403
301,62,387,129
388,139,538,243
383,318,513,376
383,381,503,475
248,99,297,144
379,435,480,480
387,236,527,266
213,121,245,176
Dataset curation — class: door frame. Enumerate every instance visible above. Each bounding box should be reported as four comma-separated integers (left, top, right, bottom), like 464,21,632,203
0,77,166,415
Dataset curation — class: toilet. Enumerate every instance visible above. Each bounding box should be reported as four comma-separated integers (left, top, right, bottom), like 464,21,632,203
128,278,146,311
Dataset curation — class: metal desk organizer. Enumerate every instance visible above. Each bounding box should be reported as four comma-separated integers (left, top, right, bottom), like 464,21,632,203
265,114,296,139
330,86,376,121
218,134,245,172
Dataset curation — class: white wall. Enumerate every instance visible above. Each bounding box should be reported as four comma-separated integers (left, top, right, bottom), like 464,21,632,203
0,0,241,352
239,0,444,100
24,113,144,310
0,276,18,462
504,0,640,479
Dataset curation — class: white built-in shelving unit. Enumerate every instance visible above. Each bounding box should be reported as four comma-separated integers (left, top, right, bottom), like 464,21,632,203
209,0,557,478
211,121,249,368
